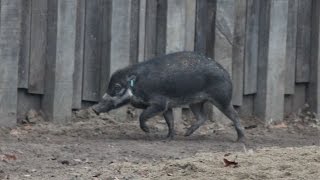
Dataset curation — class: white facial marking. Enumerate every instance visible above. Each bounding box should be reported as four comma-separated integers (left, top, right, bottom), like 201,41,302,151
102,93,110,100
113,89,133,106
127,88,133,97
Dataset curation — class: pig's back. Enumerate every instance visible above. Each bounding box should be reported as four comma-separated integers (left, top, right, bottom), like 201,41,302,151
133,51,232,97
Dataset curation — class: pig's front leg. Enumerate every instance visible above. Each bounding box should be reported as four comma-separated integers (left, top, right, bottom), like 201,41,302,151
139,102,167,133
163,108,175,139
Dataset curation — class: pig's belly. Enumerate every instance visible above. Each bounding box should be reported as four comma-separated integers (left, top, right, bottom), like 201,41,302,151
167,92,209,108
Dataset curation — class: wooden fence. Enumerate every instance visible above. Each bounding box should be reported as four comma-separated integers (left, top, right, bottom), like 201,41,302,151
1,0,320,126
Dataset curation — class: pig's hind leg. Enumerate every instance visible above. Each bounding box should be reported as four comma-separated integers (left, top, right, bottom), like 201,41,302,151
217,104,245,142
163,108,175,139
185,102,207,136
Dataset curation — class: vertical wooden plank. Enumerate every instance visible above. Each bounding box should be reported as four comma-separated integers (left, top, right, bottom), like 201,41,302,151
0,0,23,127
18,0,31,89
244,0,259,94
42,0,57,119
205,0,216,58
109,0,132,75
99,0,112,97
295,0,312,83
155,0,168,56
72,0,86,109
144,0,157,59
42,0,77,122
82,0,102,101
309,0,320,115
28,0,47,94
129,0,140,65
166,0,186,53
195,0,216,56
254,0,288,122
284,0,298,94
184,0,196,51
231,0,246,106
53,0,77,122
254,0,269,118
214,0,236,76
138,0,146,62
195,0,208,54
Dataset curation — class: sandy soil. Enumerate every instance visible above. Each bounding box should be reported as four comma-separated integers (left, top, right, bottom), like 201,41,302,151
0,107,319,180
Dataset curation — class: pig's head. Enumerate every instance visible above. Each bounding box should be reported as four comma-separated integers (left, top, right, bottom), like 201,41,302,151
92,69,136,115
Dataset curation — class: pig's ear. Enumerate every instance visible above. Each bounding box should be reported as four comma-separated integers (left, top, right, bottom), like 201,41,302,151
127,75,137,82
127,75,137,87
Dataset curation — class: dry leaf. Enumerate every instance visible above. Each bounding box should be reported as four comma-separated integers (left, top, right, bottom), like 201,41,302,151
223,158,238,168
4,154,17,161
0,154,17,162
270,122,287,129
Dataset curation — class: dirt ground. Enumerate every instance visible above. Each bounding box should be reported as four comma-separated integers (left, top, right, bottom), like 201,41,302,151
0,107,319,180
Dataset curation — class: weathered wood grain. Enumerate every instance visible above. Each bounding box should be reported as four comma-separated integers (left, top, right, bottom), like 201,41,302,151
42,0,77,122
195,0,208,54
244,0,259,95
138,0,146,62
166,0,186,53
53,0,77,122
82,0,102,102
284,0,298,94
18,0,32,89
109,0,132,75
254,0,269,118
184,0,196,51
214,0,236,76
42,0,57,119
28,0,47,94
255,0,288,122
295,0,312,83
0,0,23,127
72,0,86,109
308,0,320,115
144,0,157,59
130,0,140,65
156,0,168,56
232,0,246,106
99,0,112,97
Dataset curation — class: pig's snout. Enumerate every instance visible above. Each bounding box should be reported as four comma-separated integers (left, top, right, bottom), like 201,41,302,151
91,104,101,115
91,96,115,115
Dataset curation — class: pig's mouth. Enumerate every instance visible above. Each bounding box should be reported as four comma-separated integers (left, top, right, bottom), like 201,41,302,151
91,101,115,115
91,89,133,115
91,105,101,115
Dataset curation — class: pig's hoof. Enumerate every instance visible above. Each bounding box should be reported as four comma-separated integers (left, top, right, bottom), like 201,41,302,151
236,135,246,143
184,128,194,137
166,132,175,140
140,125,150,133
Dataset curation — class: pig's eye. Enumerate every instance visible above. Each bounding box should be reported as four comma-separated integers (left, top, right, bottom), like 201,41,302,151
114,84,122,93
